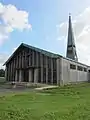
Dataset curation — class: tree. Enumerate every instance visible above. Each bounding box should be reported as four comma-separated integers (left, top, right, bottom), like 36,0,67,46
0,69,5,77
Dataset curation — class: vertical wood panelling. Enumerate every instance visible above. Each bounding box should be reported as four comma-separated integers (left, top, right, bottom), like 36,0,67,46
29,49,30,66
7,64,9,81
40,54,43,83
6,46,59,85
5,66,7,81
13,58,15,81
46,56,48,84
51,58,53,84
56,59,60,85
32,50,34,66
11,61,13,81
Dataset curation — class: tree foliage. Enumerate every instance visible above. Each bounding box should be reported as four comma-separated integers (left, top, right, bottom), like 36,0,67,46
0,69,5,77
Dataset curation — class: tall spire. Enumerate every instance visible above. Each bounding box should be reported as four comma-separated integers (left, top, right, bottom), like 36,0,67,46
66,14,78,61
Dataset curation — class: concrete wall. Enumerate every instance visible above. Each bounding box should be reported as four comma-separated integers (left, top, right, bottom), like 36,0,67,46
61,58,89,84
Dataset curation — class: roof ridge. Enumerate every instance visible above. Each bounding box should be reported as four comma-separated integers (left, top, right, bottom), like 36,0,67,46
3,43,60,65
22,43,60,57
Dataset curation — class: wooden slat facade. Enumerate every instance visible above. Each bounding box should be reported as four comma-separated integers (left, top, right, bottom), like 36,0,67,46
5,44,60,85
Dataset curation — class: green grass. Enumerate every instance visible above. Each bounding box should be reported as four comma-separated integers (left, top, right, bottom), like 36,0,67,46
0,83,90,120
0,77,5,82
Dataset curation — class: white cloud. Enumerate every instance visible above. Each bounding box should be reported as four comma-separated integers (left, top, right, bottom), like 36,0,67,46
57,36,65,41
57,7,90,65
0,3,31,68
0,3,31,45
1,4,31,30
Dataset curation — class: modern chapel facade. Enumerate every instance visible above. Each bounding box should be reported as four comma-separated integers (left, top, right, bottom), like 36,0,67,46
4,15,90,85
4,43,61,85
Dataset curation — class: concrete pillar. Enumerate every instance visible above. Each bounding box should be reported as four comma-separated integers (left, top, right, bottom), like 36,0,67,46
56,59,60,85
22,51,24,68
8,64,10,81
59,58,63,85
16,56,18,68
19,70,22,82
13,59,15,81
41,68,43,83
15,70,18,82
29,55,30,66
19,54,21,68
29,69,32,82
56,58,63,86
36,52,39,67
18,56,19,68
34,69,38,83
9,63,11,81
12,61,14,81
45,57,48,84
32,51,34,66
40,54,43,83
51,59,53,84
10,62,13,81
5,67,7,81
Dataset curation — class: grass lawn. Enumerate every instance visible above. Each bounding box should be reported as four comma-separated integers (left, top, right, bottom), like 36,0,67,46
0,77,5,83
0,83,90,120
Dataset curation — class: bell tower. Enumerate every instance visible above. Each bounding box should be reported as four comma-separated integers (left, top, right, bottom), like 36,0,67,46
66,14,78,61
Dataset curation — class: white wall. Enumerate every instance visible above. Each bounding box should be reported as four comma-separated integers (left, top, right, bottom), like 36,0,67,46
61,58,89,84
77,71,87,82
70,70,77,82
61,58,70,84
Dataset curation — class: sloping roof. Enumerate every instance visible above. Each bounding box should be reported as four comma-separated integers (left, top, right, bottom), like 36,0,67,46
3,43,60,65
3,43,90,68
62,56,90,68
23,43,60,58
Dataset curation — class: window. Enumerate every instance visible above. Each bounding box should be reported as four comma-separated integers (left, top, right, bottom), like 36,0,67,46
77,66,83,71
84,68,87,72
70,64,76,70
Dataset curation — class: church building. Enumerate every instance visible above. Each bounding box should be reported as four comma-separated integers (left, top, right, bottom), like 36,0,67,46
3,15,90,85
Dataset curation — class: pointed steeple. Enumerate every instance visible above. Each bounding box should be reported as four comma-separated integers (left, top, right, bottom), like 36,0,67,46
66,14,78,61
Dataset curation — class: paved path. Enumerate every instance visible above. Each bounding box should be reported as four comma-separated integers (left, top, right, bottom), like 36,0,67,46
0,83,58,94
0,87,35,94
35,85,58,90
